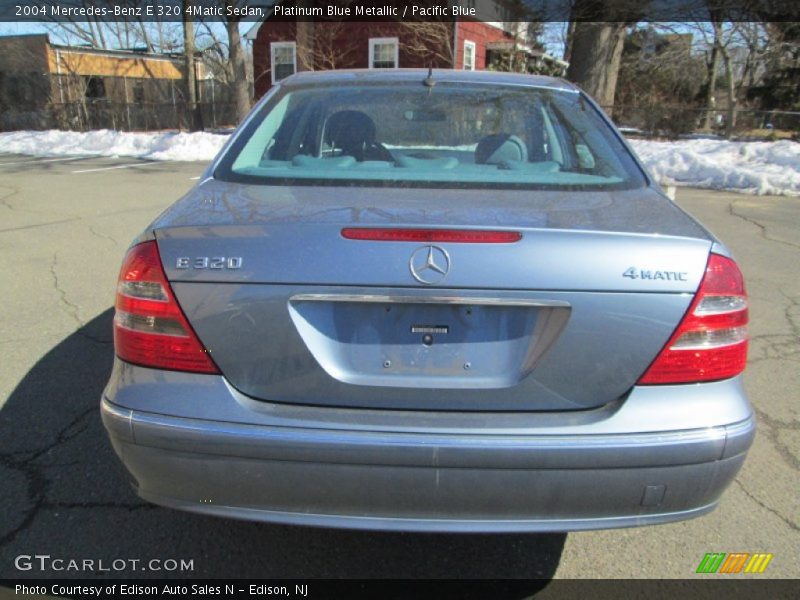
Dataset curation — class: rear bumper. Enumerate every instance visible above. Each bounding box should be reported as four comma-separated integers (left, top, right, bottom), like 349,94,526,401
101,369,755,532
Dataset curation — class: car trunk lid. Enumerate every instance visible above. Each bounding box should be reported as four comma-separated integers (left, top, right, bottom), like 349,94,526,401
155,181,712,411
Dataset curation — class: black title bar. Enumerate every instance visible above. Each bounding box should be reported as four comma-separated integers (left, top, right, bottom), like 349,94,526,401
1,0,799,23
4,579,800,600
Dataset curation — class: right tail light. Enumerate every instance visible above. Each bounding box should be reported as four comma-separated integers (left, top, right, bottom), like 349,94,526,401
638,253,748,384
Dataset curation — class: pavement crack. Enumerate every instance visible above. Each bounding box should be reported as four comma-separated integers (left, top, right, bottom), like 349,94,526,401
729,201,800,251
0,453,47,548
48,255,112,345
753,405,800,472
0,185,78,220
88,224,120,248
49,254,113,344
0,407,97,548
733,478,799,532
50,253,84,329
0,185,18,210
0,217,81,234
778,289,800,340
747,334,800,364
25,407,97,463
748,290,800,364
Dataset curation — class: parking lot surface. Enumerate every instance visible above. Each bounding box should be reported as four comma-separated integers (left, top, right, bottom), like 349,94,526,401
0,154,797,580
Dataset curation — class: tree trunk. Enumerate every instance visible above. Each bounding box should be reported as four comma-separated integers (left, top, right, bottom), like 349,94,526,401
703,46,719,130
564,21,576,65
92,18,107,48
225,3,251,125
720,44,737,138
183,3,202,132
138,21,152,52
703,25,721,130
296,20,313,72
566,22,626,111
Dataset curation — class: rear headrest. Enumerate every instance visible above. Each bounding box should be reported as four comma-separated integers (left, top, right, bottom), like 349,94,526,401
325,110,377,148
475,134,528,165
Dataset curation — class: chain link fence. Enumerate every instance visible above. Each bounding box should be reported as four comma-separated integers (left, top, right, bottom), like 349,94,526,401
3,71,799,140
1,100,238,132
606,106,800,139
0,73,241,132
51,100,237,132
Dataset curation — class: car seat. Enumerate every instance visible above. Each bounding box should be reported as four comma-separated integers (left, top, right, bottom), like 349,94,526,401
475,134,528,165
324,110,394,162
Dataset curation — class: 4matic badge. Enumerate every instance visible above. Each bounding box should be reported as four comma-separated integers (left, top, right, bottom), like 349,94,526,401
623,267,688,281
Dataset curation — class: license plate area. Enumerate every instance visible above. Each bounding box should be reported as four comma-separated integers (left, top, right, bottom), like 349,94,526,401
289,294,570,389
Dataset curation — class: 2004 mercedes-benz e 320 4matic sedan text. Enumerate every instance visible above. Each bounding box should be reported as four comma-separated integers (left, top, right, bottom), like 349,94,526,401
101,69,754,532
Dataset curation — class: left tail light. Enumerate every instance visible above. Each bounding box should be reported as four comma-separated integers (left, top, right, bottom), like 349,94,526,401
113,240,219,374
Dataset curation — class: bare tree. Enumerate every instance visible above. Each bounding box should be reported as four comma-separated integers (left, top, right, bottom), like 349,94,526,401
752,23,800,114
722,22,770,133
296,22,356,71
183,1,201,131
563,21,577,64
614,25,707,136
567,22,627,108
225,0,251,123
46,20,104,48
702,24,722,129
564,0,646,112
195,5,252,123
689,18,744,136
716,24,738,136
45,1,180,52
737,22,769,91
399,20,456,68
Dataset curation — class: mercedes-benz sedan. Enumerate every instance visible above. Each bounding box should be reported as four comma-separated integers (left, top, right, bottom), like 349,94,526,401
101,70,754,531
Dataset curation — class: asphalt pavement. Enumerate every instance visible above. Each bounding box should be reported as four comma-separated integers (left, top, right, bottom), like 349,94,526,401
0,154,797,582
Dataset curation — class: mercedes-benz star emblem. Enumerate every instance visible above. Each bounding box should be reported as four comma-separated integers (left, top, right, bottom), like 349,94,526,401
409,245,451,285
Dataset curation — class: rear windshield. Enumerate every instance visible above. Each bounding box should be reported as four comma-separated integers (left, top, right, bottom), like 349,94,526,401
216,82,646,190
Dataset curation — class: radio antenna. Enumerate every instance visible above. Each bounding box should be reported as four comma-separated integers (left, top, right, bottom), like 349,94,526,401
423,65,436,88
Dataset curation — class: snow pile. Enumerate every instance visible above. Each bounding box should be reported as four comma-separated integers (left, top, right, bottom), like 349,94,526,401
0,129,228,162
630,138,800,197
1,129,799,196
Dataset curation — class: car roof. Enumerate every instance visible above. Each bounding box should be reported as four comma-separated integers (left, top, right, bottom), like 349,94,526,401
280,69,579,92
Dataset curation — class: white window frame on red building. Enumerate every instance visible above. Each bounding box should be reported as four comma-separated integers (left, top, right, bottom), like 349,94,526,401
463,40,476,70
270,41,297,84
368,37,399,69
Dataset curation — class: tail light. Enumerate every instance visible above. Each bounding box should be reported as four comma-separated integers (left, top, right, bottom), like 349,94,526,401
638,253,748,384
113,241,219,374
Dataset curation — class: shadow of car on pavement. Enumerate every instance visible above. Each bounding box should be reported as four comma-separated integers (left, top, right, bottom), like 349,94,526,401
0,309,565,593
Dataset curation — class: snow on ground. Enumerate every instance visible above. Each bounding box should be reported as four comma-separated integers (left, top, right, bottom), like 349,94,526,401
1,129,799,196
629,138,800,197
0,129,228,162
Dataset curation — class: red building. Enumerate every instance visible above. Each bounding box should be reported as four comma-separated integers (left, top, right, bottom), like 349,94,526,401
246,16,538,99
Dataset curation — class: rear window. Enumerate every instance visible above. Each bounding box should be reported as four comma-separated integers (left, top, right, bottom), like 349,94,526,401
216,82,646,190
